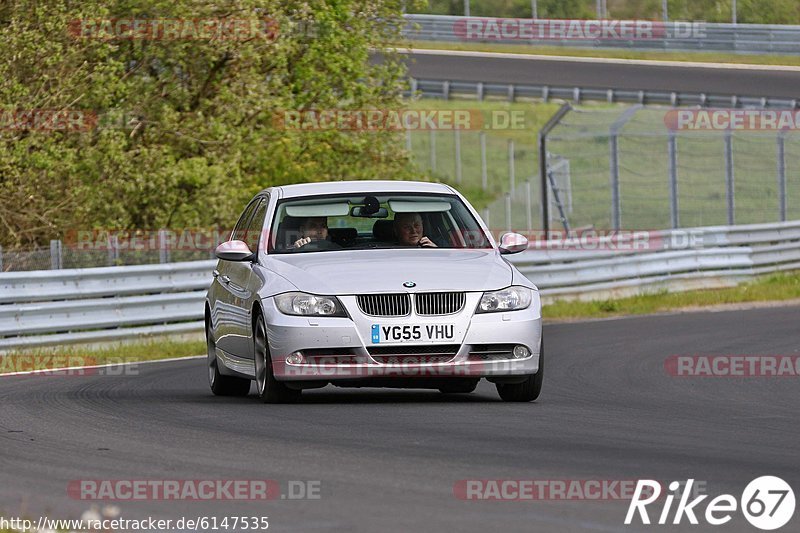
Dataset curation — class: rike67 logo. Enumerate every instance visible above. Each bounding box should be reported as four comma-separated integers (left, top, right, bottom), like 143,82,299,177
626,477,795,530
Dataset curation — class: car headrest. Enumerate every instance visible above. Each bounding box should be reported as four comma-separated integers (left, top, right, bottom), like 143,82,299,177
372,219,395,242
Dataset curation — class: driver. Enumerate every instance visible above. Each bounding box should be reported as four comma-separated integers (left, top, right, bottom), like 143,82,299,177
292,217,339,249
393,212,437,247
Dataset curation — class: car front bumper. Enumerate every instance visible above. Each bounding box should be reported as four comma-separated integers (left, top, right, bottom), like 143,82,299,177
262,294,542,382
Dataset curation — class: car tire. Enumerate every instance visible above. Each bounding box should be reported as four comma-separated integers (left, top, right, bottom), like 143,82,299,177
439,379,479,394
254,315,301,404
496,339,544,402
207,324,251,397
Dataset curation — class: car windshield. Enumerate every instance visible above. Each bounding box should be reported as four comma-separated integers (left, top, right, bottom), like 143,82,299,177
269,193,492,253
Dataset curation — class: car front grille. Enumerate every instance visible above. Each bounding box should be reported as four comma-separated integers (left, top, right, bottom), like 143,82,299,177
357,294,411,317
414,292,466,316
368,344,460,364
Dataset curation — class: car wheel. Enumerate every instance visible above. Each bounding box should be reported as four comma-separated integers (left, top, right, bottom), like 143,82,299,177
496,339,544,402
254,316,301,404
207,324,251,397
439,379,479,394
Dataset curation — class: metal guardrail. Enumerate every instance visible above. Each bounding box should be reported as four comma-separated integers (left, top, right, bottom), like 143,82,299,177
1,221,799,349
408,78,800,109
403,14,800,55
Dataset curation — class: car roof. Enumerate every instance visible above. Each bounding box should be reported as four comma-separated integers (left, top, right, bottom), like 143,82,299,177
271,180,455,199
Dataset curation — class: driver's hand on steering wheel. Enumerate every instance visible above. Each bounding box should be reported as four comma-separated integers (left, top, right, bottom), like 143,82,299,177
293,237,312,248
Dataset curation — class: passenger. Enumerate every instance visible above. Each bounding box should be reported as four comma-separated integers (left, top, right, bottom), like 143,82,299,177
292,217,338,249
393,212,437,247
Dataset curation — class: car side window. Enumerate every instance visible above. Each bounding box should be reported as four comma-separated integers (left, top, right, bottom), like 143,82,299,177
231,199,259,242
244,198,268,252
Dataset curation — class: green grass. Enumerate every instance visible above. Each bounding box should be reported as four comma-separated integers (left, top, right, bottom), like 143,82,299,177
0,338,205,374
544,271,800,320
405,40,800,67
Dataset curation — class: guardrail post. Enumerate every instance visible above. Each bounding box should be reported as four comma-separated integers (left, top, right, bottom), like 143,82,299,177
158,229,170,264
777,130,787,222
724,131,735,225
409,78,417,97
442,80,450,100
429,130,436,172
480,132,488,190
50,239,63,269
668,131,679,228
508,139,516,196
454,129,462,184
508,84,515,102
476,82,484,101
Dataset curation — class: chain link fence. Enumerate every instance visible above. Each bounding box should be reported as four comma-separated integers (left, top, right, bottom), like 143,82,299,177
408,103,800,234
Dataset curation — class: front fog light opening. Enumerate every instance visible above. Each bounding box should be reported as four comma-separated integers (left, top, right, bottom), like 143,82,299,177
512,345,530,359
286,352,305,365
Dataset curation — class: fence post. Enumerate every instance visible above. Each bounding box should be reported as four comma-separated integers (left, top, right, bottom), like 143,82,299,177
429,129,436,172
482,207,490,230
480,132,488,190
107,234,120,266
50,239,63,270
505,193,512,232
0,245,3,272
508,139,516,196
608,106,641,231
777,130,787,222
158,229,170,264
454,129,462,184
724,131,735,225
405,129,412,152
609,133,621,230
668,131,679,228
525,180,533,231
538,103,572,234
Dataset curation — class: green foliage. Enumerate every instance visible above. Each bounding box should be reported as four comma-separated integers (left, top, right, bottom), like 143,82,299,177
0,0,417,248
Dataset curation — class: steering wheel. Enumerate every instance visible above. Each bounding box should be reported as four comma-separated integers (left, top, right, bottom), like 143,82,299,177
293,240,342,252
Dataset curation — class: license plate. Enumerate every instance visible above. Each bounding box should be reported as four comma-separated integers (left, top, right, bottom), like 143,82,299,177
371,324,454,344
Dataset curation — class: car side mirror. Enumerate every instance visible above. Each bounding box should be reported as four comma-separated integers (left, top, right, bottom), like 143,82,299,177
215,240,255,262
498,232,528,254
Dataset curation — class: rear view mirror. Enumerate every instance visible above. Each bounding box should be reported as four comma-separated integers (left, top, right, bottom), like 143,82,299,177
351,206,388,218
498,232,528,254
215,240,255,262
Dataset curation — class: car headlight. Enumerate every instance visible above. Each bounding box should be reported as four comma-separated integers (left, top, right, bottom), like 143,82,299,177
274,292,347,317
476,286,532,313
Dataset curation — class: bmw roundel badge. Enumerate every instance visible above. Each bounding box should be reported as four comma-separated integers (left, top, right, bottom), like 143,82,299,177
403,281,416,288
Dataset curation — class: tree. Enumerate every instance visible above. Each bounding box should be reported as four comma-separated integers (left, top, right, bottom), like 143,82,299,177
0,0,416,248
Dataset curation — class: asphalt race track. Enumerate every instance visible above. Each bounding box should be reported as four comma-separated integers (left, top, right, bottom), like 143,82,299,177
399,50,800,99
1,305,798,533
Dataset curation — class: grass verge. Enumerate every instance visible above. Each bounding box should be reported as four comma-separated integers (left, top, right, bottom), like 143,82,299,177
0,338,205,374
404,40,800,67
545,271,800,320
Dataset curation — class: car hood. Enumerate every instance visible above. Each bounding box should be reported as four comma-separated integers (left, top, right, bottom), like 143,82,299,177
263,249,512,294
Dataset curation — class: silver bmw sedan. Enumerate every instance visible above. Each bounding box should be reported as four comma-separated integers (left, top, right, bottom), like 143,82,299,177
205,180,543,403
